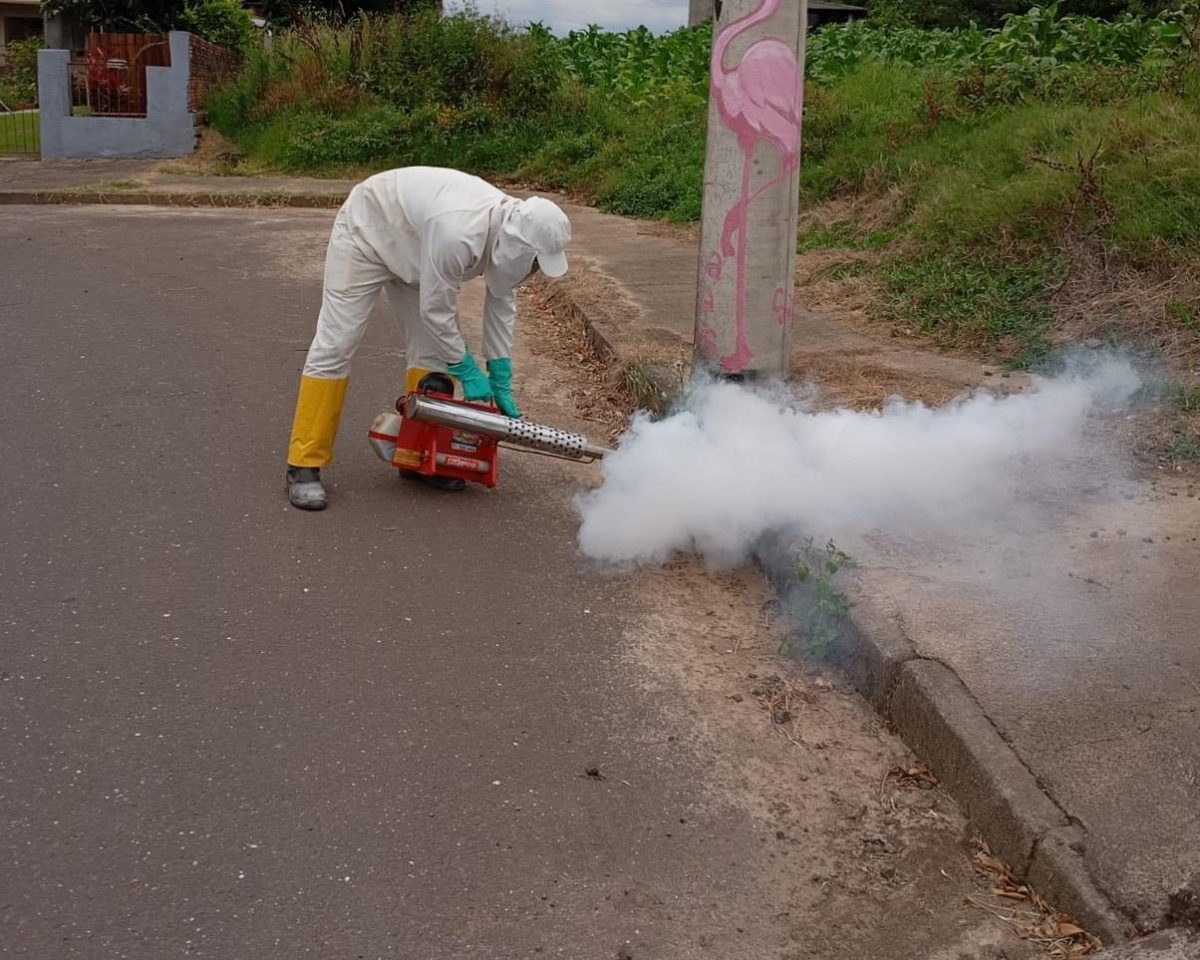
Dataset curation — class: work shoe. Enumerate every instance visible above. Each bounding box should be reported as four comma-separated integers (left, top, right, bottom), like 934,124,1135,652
286,466,327,510
401,471,466,493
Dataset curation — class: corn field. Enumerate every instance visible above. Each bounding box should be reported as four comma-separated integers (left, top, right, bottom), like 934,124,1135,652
533,2,1198,98
531,22,710,99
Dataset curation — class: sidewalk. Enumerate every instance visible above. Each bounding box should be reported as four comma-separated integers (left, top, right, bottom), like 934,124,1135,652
3,159,1197,942
0,157,354,205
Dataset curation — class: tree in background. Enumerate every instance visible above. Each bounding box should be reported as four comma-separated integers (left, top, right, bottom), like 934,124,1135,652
35,0,438,46
255,0,439,27
180,0,257,48
41,0,184,32
41,0,258,48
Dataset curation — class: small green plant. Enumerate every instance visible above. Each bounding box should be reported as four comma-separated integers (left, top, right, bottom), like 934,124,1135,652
785,538,856,660
1137,376,1200,412
1165,298,1199,329
1169,381,1200,413
1164,428,1200,461
621,360,686,418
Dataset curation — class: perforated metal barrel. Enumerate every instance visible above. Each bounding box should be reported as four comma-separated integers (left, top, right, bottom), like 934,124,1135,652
404,395,610,461
503,418,587,457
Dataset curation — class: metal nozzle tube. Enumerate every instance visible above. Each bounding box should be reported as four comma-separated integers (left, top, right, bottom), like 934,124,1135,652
404,395,611,461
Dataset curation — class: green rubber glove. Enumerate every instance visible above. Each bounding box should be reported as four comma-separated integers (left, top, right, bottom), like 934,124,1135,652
487,357,521,419
447,352,492,403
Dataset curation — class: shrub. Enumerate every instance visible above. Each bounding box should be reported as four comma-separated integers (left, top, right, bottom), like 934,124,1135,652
181,0,258,52
0,36,43,109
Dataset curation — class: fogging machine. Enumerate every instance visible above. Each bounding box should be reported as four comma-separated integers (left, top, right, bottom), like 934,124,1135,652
368,375,611,488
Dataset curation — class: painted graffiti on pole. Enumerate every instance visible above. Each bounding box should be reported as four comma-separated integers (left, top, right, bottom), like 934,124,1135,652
696,0,805,377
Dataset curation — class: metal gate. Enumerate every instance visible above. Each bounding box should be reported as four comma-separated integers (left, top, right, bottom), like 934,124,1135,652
0,42,40,156
0,104,39,156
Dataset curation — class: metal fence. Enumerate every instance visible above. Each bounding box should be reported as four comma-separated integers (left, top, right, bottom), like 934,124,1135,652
0,42,40,155
0,106,39,155
71,33,171,118
187,35,241,116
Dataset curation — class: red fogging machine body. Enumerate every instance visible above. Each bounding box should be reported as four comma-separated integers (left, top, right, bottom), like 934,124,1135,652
367,374,611,487
369,385,501,487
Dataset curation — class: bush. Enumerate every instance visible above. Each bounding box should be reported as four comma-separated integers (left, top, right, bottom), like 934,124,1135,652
180,0,258,52
0,36,42,109
351,9,560,117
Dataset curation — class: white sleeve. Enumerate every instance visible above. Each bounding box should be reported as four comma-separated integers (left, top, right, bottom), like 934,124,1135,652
482,286,517,361
419,215,474,364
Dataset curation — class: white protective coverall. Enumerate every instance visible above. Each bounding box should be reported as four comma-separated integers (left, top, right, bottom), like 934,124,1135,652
287,166,569,468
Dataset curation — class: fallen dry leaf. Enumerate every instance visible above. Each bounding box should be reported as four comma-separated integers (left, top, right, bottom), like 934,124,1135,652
890,762,940,790
966,843,1101,956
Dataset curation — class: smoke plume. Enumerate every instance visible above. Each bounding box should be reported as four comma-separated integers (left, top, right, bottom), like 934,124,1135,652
577,355,1141,566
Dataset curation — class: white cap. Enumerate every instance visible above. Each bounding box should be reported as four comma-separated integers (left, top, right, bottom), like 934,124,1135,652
510,196,571,278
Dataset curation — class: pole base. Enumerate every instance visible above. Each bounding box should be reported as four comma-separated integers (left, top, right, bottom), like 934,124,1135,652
717,369,760,384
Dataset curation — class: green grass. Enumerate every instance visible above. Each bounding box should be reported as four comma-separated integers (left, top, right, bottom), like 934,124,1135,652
795,55,1200,363
1165,380,1200,413
1165,298,1200,330
874,253,1062,363
0,111,39,155
801,62,1200,260
92,179,147,191
1164,429,1200,462
796,222,896,253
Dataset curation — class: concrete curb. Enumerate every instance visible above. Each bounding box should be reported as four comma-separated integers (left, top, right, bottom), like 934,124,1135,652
543,266,1135,946
833,589,1133,942
539,276,689,418
0,188,345,208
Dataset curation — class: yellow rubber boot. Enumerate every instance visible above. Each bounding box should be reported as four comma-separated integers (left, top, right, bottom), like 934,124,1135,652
287,375,349,468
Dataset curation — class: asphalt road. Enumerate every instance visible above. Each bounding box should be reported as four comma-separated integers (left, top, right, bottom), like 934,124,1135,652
0,206,767,959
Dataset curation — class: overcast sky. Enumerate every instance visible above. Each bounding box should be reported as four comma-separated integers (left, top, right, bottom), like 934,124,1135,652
448,0,692,34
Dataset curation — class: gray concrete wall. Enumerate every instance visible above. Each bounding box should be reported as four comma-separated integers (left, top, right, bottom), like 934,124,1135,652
38,31,197,159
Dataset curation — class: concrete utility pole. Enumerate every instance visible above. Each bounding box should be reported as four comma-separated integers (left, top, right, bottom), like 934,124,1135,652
693,0,806,379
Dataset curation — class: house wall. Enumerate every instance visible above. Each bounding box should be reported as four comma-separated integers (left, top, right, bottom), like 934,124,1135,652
0,2,44,48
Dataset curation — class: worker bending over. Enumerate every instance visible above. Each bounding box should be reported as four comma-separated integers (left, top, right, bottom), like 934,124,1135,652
285,166,571,510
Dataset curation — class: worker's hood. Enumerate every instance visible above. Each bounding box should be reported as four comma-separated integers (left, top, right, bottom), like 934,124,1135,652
486,196,571,295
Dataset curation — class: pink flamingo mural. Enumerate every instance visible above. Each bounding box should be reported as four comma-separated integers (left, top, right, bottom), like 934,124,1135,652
709,0,803,372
